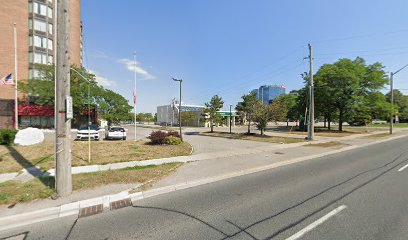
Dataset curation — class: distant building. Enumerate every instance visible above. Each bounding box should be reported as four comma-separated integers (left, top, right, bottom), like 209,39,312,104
252,85,286,104
289,90,300,96
0,0,83,128
157,101,239,127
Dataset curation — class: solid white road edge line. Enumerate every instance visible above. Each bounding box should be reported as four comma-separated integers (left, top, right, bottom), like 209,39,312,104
285,205,347,240
398,163,408,172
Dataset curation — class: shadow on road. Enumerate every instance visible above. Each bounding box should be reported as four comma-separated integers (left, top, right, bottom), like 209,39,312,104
133,150,408,240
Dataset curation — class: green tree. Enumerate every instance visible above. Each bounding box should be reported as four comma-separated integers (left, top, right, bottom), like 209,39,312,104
180,111,197,126
204,95,224,132
236,91,259,134
252,101,272,135
19,64,132,126
386,90,408,122
313,57,388,131
274,94,298,122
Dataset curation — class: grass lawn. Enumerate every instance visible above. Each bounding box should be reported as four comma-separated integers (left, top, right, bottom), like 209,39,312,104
0,140,191,174
366,123,408,128
304,141,350,149
200,132,304,144
0,163,181,205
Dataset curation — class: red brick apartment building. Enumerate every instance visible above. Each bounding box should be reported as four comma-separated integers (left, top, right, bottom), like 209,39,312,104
0,0,82,129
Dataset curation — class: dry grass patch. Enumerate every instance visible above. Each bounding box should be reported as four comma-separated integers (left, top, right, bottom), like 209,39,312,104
304,141,350,149
201,132,304,144
362,133,391,139
0,140,191,174
0,163,182,205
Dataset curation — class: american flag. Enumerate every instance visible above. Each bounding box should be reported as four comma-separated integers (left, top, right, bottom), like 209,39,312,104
0,73,13,85
133,89,136,105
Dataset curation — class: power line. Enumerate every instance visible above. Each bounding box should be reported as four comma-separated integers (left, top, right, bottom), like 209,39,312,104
311,29,408,44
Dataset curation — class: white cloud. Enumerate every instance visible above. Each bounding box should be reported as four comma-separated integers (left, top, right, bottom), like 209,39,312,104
118,58,155,80
89,70,117,87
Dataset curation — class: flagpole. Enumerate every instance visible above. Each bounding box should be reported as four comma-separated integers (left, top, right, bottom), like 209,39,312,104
13,23,18,130
133,52,137,141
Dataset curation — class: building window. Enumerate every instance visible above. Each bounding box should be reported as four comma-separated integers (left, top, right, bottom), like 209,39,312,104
34,2,47,16
48,7,53,18
33,52,48,64
48,0,53,4
48,24,53,35
29,2,33,13
48,55,53,64
48,39,53,50
29,36,33,46
34,35,45,48
29,19,33,30
34,20,47,32
29,69,41,79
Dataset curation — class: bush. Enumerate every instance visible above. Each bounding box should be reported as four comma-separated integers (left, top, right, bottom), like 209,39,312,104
167,130,180,138
165,136,182,145
0,129,17,145
148,131,168,144
148,130,182,145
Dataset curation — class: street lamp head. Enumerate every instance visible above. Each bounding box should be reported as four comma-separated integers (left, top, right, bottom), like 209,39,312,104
172,78,182,82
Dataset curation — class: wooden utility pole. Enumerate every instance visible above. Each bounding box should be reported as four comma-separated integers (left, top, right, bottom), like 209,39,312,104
308,43,315,141
55,0,72,197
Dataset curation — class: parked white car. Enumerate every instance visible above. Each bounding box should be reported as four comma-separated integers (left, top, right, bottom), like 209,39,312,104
105,126,126,140
76,125,100,141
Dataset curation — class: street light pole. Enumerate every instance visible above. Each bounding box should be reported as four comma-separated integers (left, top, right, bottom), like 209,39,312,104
389,63,408,134
172,78,183,141
229,105,232,134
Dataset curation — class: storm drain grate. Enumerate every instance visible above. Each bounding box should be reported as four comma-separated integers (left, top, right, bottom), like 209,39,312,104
79,204,103,218
110,198,132,210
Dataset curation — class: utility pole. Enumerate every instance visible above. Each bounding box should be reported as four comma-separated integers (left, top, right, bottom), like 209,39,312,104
390,72,394,134
389,63,408,134
55,0,72,197
13,23,18,130
308,43,315,140
172,78,183,141
133,52,137,141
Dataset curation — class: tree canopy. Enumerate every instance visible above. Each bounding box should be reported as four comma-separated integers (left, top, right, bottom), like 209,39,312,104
19,64,132,126
312,57,389,130
204,95,224,132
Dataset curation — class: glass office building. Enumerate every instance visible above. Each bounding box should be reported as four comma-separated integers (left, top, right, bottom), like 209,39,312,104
252,85,286,104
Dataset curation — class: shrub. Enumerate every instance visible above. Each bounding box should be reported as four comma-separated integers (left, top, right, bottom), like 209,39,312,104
148,131,168,144
167,131,180,138
0,129,17,146
165,136,182,145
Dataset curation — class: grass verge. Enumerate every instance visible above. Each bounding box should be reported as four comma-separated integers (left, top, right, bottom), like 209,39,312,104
200,132,304,144
304,141,350,149
361,133,391,139
0,163,182,205
0,140,191,174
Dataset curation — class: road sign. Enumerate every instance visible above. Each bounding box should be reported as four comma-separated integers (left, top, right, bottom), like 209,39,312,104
66,96,73,119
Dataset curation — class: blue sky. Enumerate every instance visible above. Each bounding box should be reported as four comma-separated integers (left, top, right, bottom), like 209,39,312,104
82,0,408,113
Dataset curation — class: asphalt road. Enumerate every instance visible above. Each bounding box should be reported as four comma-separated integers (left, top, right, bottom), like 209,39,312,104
1,136,408,240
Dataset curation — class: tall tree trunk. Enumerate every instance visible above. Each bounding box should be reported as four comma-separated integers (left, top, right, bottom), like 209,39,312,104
210,118,213,133
324,116,327,128
338,110,343,131
260,128,264,135
247,114,251,134
328,115,331,130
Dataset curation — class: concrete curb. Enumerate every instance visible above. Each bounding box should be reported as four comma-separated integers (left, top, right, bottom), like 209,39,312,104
0,133,407,232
